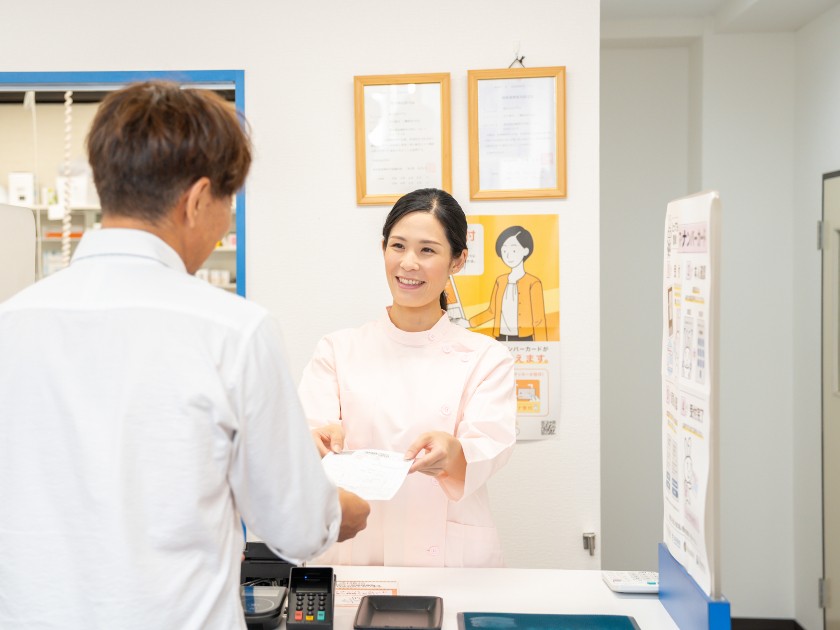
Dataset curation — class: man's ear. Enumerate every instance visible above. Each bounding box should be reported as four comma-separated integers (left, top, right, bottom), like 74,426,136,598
184,177,212,228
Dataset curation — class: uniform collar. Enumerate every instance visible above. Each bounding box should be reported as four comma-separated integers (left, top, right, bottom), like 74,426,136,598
381,307,451,346
71,228,187,274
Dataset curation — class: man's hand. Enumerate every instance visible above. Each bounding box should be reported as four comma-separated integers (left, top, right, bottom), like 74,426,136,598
311,423,345,457
337,489,370,542
404,431,466,481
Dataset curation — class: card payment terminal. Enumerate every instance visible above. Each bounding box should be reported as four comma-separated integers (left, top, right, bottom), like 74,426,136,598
285,566,335,630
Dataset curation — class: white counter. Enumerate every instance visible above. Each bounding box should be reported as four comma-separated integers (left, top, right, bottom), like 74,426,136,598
319,566,678,630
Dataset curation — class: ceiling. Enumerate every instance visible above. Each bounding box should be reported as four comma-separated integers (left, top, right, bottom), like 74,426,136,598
601,0,840,32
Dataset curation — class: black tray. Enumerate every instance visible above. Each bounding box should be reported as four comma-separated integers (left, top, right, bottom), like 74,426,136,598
353,595,443,630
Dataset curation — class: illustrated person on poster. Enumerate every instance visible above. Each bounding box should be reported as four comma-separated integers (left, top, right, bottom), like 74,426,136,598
469,225,547,341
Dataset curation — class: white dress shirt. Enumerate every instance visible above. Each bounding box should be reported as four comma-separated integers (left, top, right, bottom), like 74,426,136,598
299,310,516,567
0,229,340,630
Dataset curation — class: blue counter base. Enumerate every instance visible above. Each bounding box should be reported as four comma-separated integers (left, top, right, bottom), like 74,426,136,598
658,543,731,630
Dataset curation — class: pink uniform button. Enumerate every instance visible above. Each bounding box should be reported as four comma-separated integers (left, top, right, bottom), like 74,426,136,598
440,405,450,415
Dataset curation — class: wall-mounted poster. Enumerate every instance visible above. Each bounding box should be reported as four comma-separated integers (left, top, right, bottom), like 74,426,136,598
354,73,452,205
449,214,560,440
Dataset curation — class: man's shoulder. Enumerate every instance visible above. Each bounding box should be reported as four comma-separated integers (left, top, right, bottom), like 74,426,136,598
1,266,270,333
166,276,269,329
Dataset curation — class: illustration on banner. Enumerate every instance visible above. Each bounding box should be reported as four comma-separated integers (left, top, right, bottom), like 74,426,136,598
447,214,559,440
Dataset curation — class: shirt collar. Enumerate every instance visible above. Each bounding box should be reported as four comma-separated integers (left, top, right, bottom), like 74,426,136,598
380,307,451,346
71,228,187,274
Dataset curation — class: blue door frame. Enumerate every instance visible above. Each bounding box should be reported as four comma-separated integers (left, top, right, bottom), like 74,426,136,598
0,70,247,296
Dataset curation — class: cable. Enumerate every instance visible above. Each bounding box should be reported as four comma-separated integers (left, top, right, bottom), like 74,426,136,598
23,91,43,279
61,90,73,268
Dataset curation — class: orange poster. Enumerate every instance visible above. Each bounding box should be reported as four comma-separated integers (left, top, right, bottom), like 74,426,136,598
447,214,560,440
448,214,559,342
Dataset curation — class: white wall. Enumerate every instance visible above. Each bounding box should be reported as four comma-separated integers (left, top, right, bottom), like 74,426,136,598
794,5,840,629
1,0,602,569
602,14,835,626
700,29,797,619
600,45,690,571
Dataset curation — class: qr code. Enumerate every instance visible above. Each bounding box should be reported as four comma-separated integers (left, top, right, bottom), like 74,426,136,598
541,420,557,436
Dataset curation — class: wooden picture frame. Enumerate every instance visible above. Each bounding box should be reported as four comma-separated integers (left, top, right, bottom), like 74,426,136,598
468,66,566,200
354,73,451,205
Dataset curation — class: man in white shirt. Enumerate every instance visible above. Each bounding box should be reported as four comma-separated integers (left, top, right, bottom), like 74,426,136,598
0,81,369,630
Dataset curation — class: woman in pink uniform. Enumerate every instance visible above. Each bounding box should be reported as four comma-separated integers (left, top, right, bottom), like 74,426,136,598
298,188,516,568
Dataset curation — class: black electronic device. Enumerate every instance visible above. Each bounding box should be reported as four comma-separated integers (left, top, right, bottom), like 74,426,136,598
240,542,295,587
285,566,335,630
241,584,287,630
240,542,296,630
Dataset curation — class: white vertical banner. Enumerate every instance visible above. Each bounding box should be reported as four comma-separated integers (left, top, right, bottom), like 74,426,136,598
661,191,722,598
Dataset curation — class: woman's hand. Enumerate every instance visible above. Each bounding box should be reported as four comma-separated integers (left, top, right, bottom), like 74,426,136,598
404,431,466,482
311,423,345,457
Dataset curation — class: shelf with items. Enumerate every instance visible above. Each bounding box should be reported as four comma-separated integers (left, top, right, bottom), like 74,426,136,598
30,205,239,287
196,233,237,292
34,205,101,237
30,205,100,278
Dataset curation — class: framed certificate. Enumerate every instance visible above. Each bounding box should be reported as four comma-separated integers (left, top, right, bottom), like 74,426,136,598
468,66,566,200
354,73,451,205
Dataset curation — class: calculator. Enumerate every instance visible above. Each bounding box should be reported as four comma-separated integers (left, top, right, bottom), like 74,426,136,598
601,570,659,594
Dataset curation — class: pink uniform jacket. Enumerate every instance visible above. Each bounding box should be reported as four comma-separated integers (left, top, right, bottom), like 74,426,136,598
298,310,516,567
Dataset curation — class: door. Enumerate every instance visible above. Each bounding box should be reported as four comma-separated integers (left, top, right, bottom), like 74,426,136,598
823,171,840,629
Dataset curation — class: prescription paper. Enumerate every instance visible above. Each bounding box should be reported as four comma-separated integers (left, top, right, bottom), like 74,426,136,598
321,449,412,501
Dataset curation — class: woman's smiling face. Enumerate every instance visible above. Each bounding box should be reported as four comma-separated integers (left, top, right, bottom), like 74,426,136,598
383,211,461,313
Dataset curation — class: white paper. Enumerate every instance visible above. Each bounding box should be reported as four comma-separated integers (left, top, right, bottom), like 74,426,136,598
322,449,412,501
335,580,399,607
661,191,720,597
364,83,443,195
477,76,556,191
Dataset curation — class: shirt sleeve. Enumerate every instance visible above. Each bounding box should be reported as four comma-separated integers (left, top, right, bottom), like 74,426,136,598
439,342,517,502
228,316,340,564
298,335,341,428
468,276,501,328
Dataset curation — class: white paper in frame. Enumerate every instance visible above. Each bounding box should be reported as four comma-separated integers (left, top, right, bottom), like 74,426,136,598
354,73,452,205
468,67,566,200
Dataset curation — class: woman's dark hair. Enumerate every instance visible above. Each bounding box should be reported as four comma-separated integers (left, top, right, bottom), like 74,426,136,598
87,80,252,223
495,225,534,261
382,188,468,311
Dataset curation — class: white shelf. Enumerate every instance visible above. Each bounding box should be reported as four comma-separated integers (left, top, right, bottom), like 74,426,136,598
31,204,101,212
